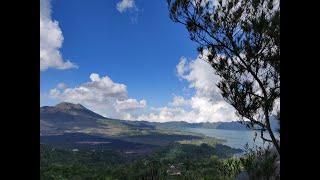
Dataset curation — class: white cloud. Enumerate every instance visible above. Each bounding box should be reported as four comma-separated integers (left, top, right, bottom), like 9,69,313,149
45,51,238,122
176,56,222,100
90,73,100,82
40,0,77,71
191,0,219,8
133,97,235,123
176,57,188,79
136,106,187,123
116,0,135,13
169,95,189,107
49,73,127,102
131,54,237,123
134,97,235,123
57,82,68,90
188,96,235,122
272,98,280,116
116,99,147,111
47,54,237,122
48,73,145,119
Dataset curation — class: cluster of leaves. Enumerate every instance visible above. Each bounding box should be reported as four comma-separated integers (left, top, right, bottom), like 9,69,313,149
240,145,280,179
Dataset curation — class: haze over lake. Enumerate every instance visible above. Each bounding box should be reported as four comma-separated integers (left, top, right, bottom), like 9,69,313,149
183,128,275,150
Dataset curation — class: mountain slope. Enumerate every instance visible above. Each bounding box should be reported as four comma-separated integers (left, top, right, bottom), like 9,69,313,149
40,102,206,147
41,102,103,125
40,102,150,136
40,102,182,137
41,102,103,134
40,102,279,136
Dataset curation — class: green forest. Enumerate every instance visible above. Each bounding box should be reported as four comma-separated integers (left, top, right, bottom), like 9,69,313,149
41,142,278,179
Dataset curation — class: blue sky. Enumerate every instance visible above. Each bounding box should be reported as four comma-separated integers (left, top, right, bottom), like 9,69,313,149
41,0,197,107
40,0,237,122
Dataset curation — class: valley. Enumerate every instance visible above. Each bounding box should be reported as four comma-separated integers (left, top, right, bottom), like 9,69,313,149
40,102,252,179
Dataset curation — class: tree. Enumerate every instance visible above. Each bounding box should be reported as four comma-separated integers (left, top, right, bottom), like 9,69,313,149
167,0,280,154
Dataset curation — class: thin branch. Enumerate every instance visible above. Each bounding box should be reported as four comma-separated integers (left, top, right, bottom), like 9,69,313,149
260,130,272,142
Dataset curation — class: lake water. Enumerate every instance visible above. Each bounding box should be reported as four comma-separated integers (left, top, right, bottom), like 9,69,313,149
183,128,276,150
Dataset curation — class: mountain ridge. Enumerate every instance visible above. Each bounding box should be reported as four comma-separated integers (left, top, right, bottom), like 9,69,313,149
40,102,279,135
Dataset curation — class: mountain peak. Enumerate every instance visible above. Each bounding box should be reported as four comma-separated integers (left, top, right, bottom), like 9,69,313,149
55,102,87,110
41,102,106,135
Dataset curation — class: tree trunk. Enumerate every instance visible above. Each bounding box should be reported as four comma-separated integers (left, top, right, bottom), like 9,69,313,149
265,115,280,155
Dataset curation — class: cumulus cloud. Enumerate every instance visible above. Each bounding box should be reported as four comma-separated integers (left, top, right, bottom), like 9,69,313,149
49,73,127,102
176,55,222,100
134,98,235,123
131,54,237,123
116,0,135,13
47,54,237,122
136,106,187,123
178,54,237,122
134,97,235,123
169,95,190,107
176,58,188,80
48,73,145,118
116,99,147,112
40,0,77,71
45,52,238,122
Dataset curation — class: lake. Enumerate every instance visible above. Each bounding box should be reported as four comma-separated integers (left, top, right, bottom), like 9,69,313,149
183,128,276,150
